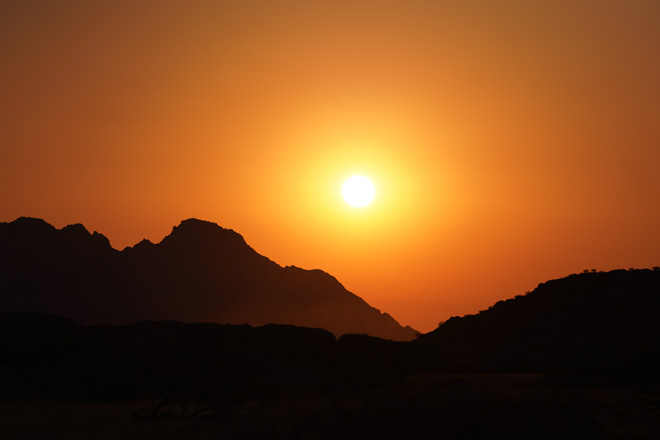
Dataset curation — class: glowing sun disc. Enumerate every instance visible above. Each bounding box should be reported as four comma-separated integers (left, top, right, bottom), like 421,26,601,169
342,176,375,207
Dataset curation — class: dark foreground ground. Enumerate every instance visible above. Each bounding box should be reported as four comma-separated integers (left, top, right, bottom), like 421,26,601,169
1,313,660,439
2,374,660,440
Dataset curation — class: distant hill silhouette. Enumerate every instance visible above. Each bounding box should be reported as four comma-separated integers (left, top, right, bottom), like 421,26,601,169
0,312,339,402
3,311,659,438
417,269,660,376
0,217,417,340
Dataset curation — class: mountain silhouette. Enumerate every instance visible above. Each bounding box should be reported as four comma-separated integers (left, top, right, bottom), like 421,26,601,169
417,268,660,376
0,217,417,340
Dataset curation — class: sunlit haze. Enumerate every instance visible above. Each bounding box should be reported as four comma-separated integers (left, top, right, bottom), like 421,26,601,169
2,1,660,332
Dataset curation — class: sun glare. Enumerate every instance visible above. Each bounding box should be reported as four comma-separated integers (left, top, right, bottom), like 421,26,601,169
342,176,375,207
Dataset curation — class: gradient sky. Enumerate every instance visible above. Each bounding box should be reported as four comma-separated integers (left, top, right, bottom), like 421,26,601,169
2,0,659,332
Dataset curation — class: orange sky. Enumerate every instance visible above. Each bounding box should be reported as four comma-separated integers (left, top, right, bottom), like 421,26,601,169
2,1,660,333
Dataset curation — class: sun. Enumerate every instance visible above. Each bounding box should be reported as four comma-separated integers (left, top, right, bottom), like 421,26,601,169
342,176,375,207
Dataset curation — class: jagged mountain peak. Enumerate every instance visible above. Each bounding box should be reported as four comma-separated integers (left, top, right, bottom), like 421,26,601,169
2,216,56,234
162,218,248,248
61,223,89,234
172,218,241,237
0,217,114,262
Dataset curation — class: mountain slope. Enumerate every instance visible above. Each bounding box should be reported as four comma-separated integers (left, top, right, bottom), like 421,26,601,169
0,217,417,340
418,269,660,374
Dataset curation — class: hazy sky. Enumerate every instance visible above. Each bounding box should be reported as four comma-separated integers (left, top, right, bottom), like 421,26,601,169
2,0,660,332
